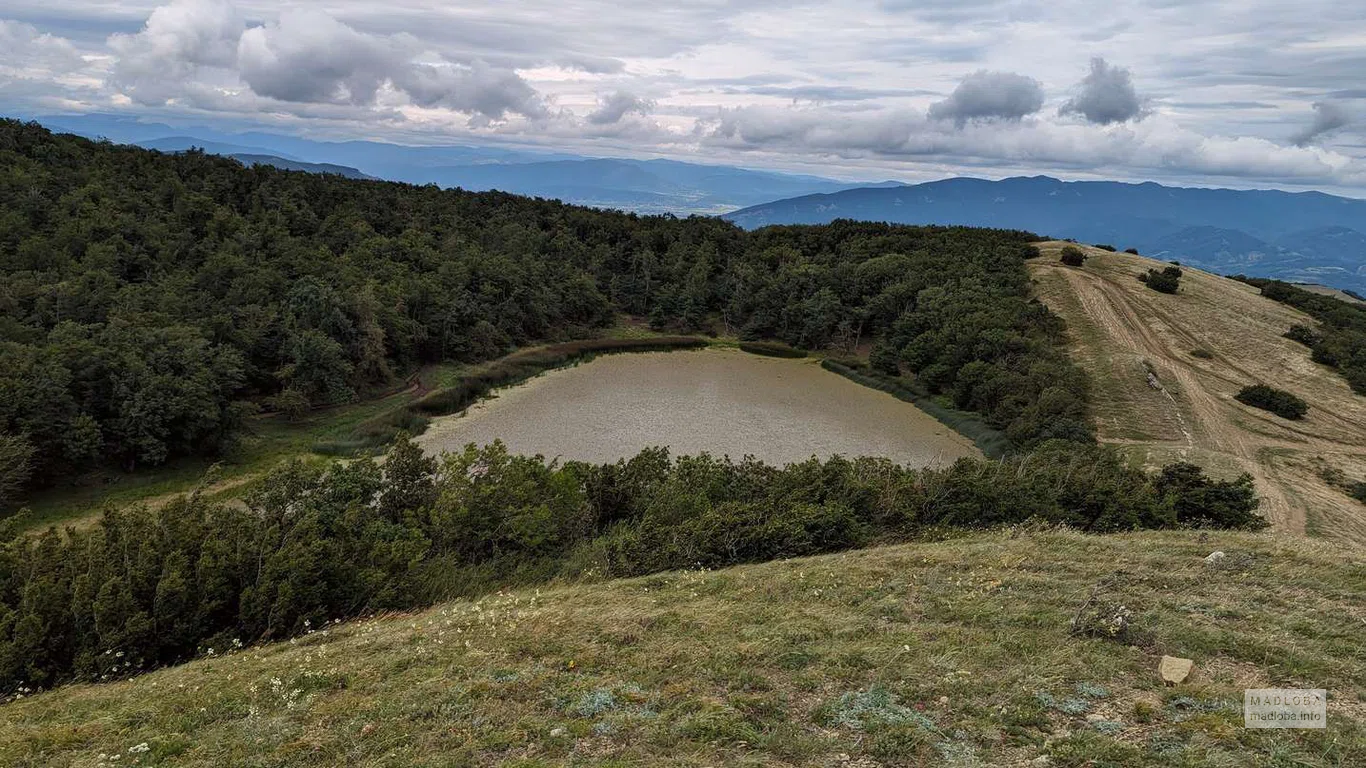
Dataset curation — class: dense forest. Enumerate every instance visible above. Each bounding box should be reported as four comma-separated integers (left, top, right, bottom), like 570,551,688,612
0,437,1263,692
0,120,1088,503
1236,278,1366,395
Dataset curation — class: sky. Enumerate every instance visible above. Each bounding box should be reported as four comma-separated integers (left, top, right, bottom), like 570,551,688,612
2,0,1365,192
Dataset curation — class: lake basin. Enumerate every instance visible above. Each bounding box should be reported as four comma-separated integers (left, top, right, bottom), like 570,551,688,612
415,348,980,467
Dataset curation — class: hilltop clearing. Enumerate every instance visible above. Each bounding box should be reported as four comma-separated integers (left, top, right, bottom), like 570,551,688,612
2,528,1362,767
1029,242,1366,546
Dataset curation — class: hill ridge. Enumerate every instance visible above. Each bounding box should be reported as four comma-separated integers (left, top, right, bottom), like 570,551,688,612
3,528,1362,766
1029,242,1366,545
724,177,1366,292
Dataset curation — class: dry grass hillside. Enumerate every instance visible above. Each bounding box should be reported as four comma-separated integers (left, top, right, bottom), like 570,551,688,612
1030,242,1366,546
2,528,1363,767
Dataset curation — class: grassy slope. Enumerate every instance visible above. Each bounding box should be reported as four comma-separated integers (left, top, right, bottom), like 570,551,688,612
1029,243,1366,547
3,528,1363,767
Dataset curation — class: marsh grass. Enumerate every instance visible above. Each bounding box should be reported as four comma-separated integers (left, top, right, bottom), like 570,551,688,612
738,341,807,358
820,360,1012,458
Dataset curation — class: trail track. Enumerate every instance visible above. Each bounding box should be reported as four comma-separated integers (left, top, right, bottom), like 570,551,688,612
1030,242,1366,545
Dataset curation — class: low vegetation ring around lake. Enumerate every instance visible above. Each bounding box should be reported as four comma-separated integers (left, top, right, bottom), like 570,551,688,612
415,348,980,467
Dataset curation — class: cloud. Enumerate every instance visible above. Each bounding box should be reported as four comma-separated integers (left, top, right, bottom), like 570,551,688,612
104,0,544,120
7,0,1366,192
728,85,937,102
698,104,1363,186
0,19,86,75
107,0,241,103
396,63,546,120
1060,57,1147,125
1291,101,1352,146
928,70,1044,125
235,9,410,106
586,91,654,125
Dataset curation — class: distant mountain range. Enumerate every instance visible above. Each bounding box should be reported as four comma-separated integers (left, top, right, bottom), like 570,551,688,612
32,113,867,214
724,176,1366,292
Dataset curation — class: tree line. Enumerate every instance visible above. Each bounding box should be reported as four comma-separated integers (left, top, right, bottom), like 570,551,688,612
0,436,1264,694
1,119,1088,505
1236,277,1366,395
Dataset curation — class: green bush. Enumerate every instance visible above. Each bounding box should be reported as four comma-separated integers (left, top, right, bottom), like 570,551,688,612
738,341,806,358
1060,246,1088,267
1124,248,1140,255
1234,384,1308,420
1141,268,1180,294
1350,482,1366,504
1094,244,1117,252
1189,349,1214,360
1284,325,1322,347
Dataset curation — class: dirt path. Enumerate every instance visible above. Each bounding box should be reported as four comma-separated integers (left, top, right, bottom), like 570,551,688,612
1030,243,1366,542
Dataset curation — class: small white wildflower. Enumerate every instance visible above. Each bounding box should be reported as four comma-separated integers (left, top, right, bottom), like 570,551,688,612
128,742,150,754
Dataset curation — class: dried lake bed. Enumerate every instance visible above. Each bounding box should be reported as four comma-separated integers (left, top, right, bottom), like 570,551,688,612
415,348,980,466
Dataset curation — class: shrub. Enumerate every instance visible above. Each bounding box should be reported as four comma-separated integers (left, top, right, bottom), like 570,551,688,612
1094,244,1117,252
1152,461,1266,529
1284,324,1322,347
1141,269,1180,294
1189,348,1214,360
738,341,806,358
1350,482,1366,504
1124,247,1140,255
1071,600,1134,642
267,388,311,421
1060,246,1088,267
1234,384,1308,420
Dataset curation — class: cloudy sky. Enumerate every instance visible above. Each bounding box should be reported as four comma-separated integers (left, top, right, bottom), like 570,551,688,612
3,0,1364,192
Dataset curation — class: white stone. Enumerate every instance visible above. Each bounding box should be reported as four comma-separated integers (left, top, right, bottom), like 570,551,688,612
1160,655,1194,684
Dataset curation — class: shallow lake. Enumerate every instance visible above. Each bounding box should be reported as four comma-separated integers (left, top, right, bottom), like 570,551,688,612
416,348,980,467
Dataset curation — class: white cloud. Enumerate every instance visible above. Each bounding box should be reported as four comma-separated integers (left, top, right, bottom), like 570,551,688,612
1,0,1364,191
107,0,241,104
697,105,1364,186
0,19,86,76
98,0,544,120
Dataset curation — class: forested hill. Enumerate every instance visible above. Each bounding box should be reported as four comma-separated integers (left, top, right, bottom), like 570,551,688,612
0,119,1088,505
